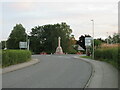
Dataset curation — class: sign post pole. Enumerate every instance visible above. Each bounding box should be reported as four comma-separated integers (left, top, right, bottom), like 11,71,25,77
85,37,92,56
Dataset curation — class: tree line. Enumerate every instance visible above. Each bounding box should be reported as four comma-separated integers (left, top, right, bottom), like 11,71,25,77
1,23,77,54
1,23,119,54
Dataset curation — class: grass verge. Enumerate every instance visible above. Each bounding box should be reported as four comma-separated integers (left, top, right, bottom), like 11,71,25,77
80,56,92,59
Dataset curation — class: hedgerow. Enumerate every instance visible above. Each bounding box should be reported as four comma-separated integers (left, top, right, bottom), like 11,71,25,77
94,47,119,69
2,50,31,67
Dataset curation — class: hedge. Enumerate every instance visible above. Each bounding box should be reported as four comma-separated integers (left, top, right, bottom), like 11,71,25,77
2,50,31,67
94,47,119,69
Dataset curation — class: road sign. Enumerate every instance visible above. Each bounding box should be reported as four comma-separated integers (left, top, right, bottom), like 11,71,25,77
85,37,93,46
19,42,27,49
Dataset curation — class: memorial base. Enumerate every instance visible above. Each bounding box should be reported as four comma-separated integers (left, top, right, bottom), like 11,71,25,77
55,46,64,54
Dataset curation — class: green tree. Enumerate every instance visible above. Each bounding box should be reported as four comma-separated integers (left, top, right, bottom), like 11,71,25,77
7,24,27,49
1,41,6,49
67,35,77,54
112,33,120,44
105,33,120,44
0,41,2,49
30,26,45,53
30,22,74,54
94,39,103,49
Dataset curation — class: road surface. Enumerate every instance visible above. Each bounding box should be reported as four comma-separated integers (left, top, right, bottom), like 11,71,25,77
2,55,92,88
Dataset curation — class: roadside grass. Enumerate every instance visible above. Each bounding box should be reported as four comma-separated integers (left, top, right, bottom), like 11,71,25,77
80,55,118,69
81,45,119,69
80,56,92,59
95,58,118,69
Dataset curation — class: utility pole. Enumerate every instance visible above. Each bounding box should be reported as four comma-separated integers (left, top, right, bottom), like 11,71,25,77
28,39,30,50
26,30,30,50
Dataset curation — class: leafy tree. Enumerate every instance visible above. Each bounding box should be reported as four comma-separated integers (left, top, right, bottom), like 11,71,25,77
112,33,120,43
94,39,103,49
67,35,77,54
97,38,106,43
30,22,75,54
7,24,27,49
30,26,46,53
0,41,2,49
105,33,120,44
1,41,6,49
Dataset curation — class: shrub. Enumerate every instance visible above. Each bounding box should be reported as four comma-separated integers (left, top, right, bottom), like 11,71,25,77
68,48,77,54
2,50,31,67
94,47,118,69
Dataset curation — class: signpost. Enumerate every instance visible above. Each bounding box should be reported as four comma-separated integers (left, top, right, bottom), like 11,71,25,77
19,42,27,49
85,37,92,46
85,37,92,56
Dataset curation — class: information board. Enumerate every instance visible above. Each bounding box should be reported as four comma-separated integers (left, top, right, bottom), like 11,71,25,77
19,42,27,49
85,37,93,46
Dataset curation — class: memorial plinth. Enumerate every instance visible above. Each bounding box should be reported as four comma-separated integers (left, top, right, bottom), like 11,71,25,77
55,37,64,54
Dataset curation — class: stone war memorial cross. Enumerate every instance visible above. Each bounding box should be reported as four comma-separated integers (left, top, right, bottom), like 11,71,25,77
55,37,64,54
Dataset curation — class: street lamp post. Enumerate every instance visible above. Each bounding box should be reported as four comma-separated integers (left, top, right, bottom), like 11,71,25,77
26,31,30,50
91,20,94,59
28,39,30,50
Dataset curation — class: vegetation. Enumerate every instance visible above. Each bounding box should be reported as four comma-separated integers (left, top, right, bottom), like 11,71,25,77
0,50,1,67
76,35,104,55
94,33,119,69
79,33,119,69
94,46,119,69
94,39,103,49
1,41,6,49
30,22,77,54
7,24,27,49
2,22,77,54
105,33,120,44
80,56,92,59
2,50,31,67
76,35,91,50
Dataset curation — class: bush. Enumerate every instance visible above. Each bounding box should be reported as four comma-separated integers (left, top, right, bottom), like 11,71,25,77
95,47,118,69
67,48,77,54
2,50,31,67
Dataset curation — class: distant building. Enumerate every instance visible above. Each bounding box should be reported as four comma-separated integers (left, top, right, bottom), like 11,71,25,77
78,45,84,51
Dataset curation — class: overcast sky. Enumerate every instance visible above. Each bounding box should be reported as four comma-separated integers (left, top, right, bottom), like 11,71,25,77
0,0,119,41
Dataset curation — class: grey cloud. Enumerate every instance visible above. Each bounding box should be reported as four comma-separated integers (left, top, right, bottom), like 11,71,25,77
1,1,118,41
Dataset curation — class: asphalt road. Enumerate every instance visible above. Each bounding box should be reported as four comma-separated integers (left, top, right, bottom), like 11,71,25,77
2,55,92,88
